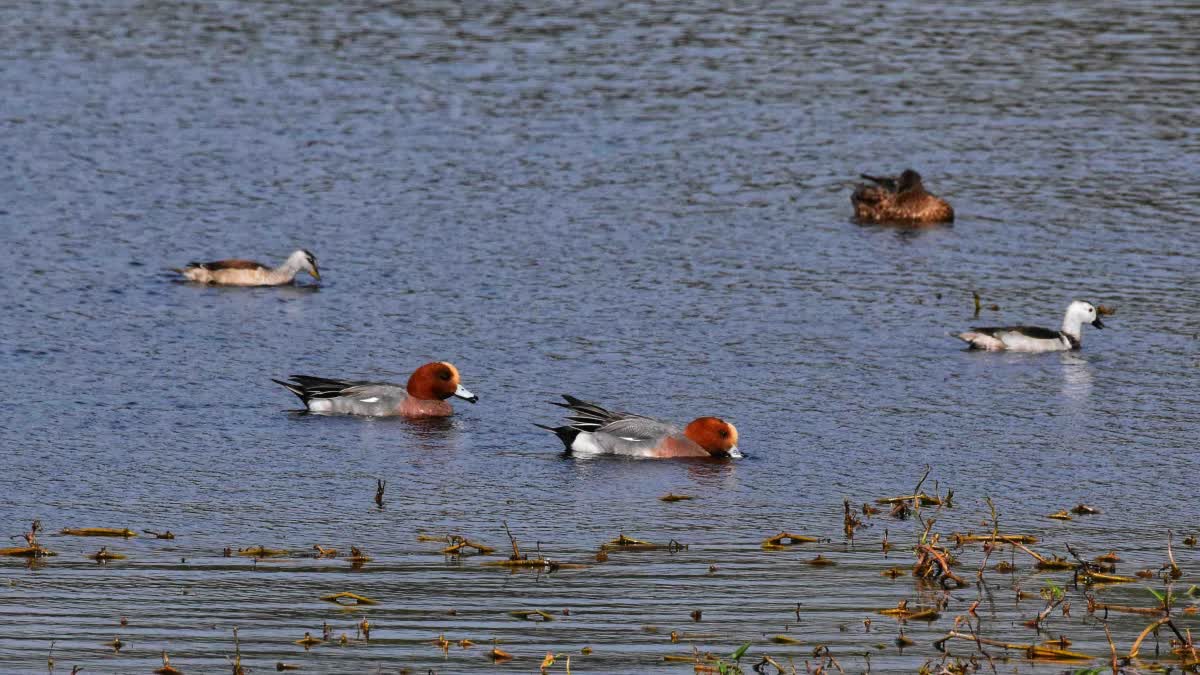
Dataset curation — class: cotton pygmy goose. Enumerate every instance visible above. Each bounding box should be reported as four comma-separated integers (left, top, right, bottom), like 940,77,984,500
954,301,1107,352
273,362,478,418
850,169,954,224
537,395,740,459
176,249,319,286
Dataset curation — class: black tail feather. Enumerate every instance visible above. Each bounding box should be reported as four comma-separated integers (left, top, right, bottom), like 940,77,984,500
272,378,310,404
548,394,618,432
273,375,355,401
534,423,580,454
272,375,357,404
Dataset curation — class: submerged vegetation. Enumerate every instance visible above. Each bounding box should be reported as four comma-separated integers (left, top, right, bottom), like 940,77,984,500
4,471,1198,673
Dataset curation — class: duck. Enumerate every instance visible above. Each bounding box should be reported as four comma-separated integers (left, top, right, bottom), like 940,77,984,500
536,394,741,459
273,362,478,417
851,169,954,223
176,249,319,286
954,301,1106,352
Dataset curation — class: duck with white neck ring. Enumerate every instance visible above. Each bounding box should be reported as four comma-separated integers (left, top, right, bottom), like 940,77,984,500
176,249,319,286
954,300,1107,352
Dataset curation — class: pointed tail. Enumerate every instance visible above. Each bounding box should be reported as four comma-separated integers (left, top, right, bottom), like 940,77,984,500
272,378,310,405
534,423,580,454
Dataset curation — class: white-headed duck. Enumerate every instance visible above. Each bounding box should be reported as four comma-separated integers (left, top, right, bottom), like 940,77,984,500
954,301,1106,352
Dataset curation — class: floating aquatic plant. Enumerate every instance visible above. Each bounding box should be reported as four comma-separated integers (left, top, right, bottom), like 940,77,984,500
61,527,136,538
320,591,378,606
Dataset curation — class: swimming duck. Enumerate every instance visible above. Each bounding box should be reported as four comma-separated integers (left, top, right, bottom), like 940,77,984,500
273,362,478,417
537,394,740,459
851,169,954,223
954,301,1105,352
176,249,319,286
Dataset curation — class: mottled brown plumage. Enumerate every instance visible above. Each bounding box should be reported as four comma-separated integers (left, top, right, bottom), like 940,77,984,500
192,259,264,271
851,169,953,224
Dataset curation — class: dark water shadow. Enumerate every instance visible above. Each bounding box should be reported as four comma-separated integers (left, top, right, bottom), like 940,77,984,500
168,276,322,295
852,217,954,241
283,409,460,431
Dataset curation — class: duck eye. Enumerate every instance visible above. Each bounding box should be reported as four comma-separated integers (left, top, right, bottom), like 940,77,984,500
719,430,728,438
439,371,452,381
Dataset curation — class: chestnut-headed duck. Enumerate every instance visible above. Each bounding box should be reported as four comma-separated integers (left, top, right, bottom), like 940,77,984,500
537,395,741,459
176,249,319,286
851,169,954,224
273,362,478,417
954,301,1105,352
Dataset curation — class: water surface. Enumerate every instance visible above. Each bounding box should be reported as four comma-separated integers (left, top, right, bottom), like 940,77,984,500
2,1,1199,672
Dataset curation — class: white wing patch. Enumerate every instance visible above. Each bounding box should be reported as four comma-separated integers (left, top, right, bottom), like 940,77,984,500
358,397,380,403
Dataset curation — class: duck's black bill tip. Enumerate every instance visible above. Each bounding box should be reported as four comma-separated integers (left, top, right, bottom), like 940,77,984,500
1092,317,1105,329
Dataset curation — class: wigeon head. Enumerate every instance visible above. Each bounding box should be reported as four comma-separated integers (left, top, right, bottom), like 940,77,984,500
406,362,478,403
684,417,741,458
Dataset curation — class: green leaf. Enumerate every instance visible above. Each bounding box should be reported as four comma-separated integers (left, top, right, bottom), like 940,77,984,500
1041,580,1065,600
730,642,750,660
1146,587,1165,603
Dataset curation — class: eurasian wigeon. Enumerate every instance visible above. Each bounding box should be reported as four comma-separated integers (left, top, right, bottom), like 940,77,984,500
176,249,319,286
851,169,954,224
954,301,1106,352
273,362,478,417
537,395,741,459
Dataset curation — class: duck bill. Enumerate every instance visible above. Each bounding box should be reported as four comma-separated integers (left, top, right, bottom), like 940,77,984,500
725,445,743,459
310,266,321,281
1091,317,1105,329
453,384,479,403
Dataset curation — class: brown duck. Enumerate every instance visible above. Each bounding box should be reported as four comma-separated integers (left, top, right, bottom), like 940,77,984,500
851,169,953,224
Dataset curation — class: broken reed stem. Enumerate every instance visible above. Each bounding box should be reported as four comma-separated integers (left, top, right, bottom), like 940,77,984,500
1163,615,1191,647
1064,543,1096,572
843,499,862,539
976,497,1000,581
1030,597,1064,629
231,626,244,675
1128,616,1170,659
1167,529,1182,579
935,631,1090,660
913,465,932,499
915,544,966,588
912,466,934,534
502,521,522,560
1100,619,1118,673
1010,541,1063,567
952,615,996,672
1088,597,1162,616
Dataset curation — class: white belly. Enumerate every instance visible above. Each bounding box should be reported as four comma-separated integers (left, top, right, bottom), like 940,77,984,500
569,432,606,455
999,332,1069,352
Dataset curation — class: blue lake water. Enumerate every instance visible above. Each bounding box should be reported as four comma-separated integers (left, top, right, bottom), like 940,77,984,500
2,1,1199,672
